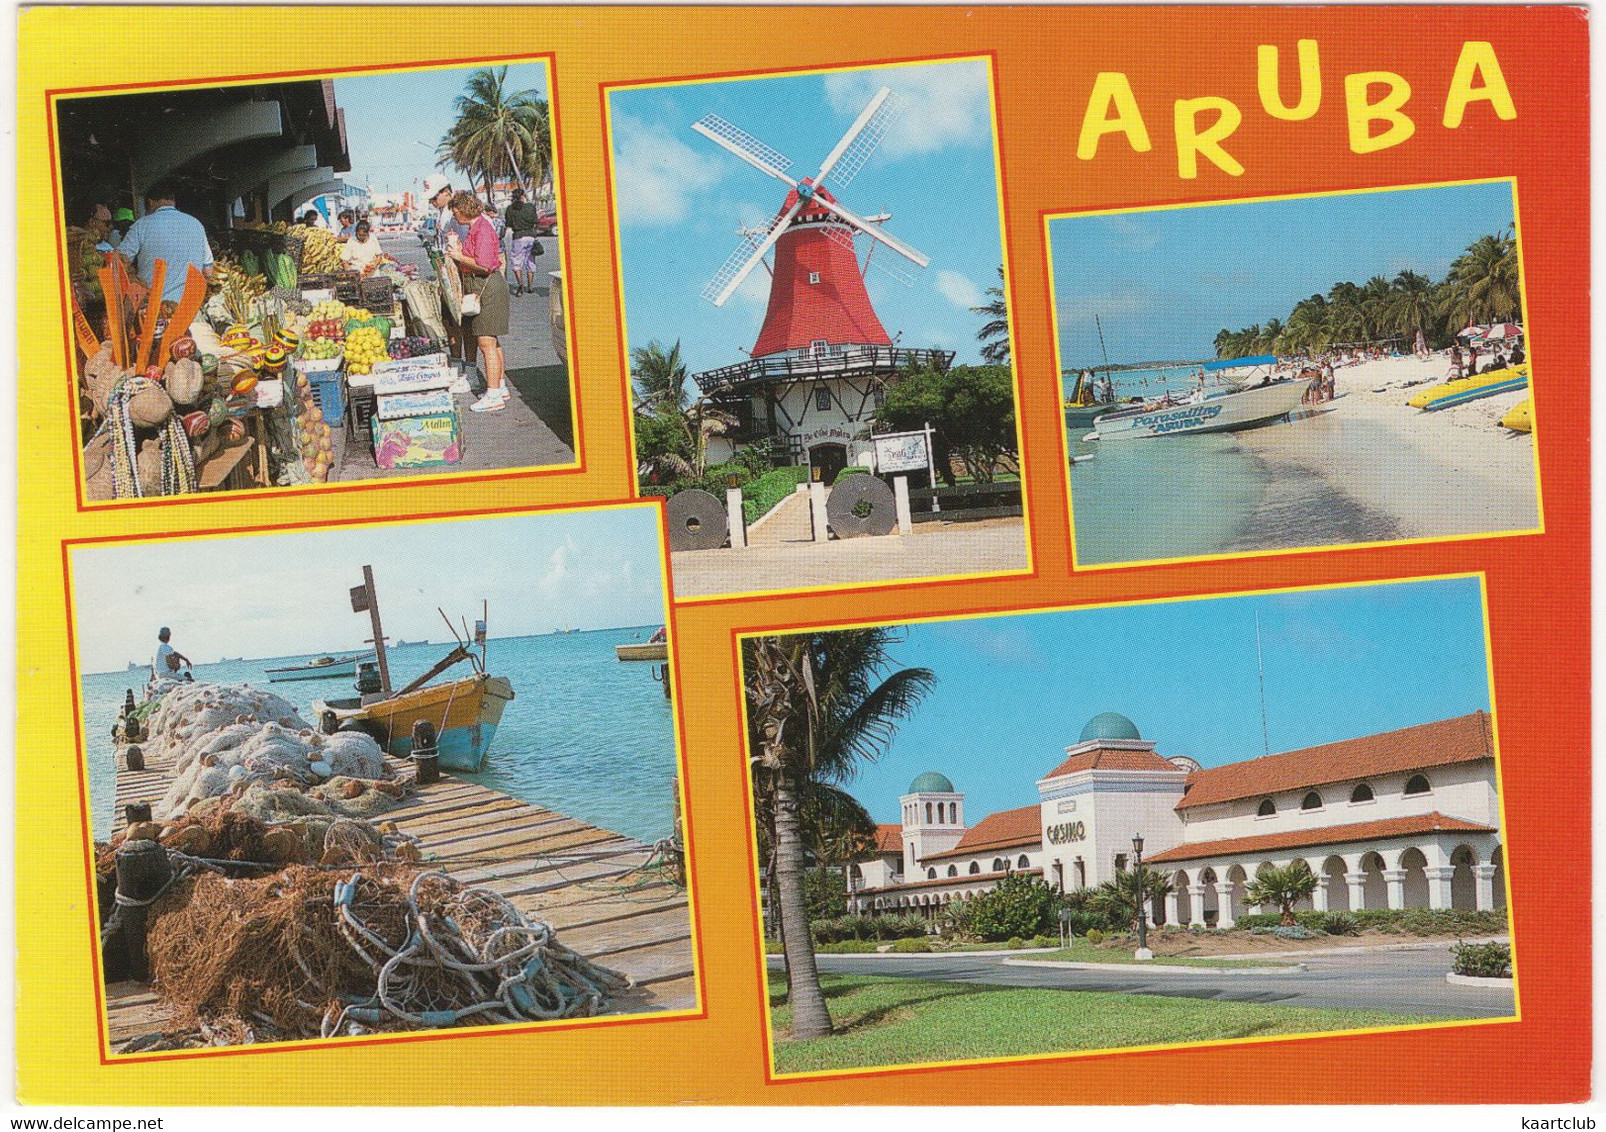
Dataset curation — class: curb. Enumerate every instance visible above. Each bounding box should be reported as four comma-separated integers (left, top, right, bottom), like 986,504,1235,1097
1445,972,1514,987
1210,935,1509,960
780,947,1062,960
1004,958,1307,976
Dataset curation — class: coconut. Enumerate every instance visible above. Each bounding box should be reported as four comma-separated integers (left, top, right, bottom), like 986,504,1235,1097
166,357,206,406
128,383,174,428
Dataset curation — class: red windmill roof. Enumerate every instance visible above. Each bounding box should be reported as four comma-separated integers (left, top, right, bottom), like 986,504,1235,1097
751,184,892,358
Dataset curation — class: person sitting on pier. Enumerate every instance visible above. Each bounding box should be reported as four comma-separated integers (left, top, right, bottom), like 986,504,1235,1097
153,627,192,681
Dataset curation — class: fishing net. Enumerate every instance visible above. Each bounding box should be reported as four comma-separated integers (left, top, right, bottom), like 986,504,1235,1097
144,866,632,1044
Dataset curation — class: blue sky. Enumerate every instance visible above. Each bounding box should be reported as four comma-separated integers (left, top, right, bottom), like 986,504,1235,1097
1049,181,1518,369
72,507,666,672
609,60,1007,375
832,578,1493,826
334,62,550,197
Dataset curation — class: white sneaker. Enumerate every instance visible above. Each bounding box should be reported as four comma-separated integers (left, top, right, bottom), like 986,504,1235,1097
470,389,508,413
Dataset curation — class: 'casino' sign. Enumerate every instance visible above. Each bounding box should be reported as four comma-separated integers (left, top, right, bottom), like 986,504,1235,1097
1047,820,1087,845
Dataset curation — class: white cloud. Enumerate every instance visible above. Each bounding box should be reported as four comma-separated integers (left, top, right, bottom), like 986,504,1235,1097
823,62,991,163
935,269,984,310
612,113,722,226
1100,215,1162,251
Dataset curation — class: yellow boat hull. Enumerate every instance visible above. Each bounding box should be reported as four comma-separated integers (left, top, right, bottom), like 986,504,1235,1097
318,674,515,771
1408,365,1528,410
1500,396,1533,433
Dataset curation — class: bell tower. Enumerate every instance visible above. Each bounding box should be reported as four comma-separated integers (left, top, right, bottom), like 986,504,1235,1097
899,771,966,874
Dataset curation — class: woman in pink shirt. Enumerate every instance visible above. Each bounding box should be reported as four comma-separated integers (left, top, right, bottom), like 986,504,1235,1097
448,191,512,412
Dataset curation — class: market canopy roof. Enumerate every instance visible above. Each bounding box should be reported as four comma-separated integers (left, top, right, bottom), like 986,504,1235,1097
1203,355,1277,371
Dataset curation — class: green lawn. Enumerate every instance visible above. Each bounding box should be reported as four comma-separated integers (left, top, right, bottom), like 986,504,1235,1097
769,973,1439,1074
1030,942,1298,969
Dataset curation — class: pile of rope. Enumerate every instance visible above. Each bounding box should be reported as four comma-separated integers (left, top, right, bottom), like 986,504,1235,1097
144,866,631,1043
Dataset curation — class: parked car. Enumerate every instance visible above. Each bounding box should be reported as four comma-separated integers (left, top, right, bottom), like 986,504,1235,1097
536,208,558,236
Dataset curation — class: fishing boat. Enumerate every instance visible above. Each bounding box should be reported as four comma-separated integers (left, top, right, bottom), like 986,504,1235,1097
1086,357,1310,441
1063,368,1121,429
1409,364,1529,411
314,567,515,773
264,651,373,683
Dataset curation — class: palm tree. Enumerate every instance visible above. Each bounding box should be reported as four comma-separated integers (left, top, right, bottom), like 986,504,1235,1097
1245,861,1319,926
1442,232,1521,328
441,66,552,197
630,340,735,483
1088,866,1175,933
745,629,935,1039
1385,269,1437,349
972,265,1010,366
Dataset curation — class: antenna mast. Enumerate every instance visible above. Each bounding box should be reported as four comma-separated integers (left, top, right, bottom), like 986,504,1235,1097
1254,612,1270,757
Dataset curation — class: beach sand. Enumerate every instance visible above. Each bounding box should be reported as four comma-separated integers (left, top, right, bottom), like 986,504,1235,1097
1233,353,1540,544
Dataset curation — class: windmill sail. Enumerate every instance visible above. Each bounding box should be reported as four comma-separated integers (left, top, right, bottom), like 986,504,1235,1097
691,114,794,182
822,90,902,190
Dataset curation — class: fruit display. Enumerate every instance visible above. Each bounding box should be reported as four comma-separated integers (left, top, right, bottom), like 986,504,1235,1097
301,337,343,361
343,326,389,375
389,336,443,360
296,226,344,274
289,370,336,483
307,319,346,341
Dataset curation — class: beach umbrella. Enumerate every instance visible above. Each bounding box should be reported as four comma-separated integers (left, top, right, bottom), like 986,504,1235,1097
1483,322,1523,340
1457,325,1488,339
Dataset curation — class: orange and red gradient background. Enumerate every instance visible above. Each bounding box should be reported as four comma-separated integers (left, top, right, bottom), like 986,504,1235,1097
16,6,1589,1104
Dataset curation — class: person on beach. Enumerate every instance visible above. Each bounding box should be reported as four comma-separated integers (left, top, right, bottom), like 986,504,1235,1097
1448,345,1463,378
448,191,512,413
1510,342,1525,365
153,627,192,680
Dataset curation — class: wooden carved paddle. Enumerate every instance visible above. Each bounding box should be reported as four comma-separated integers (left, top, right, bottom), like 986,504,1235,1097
157,264,208,367
68,296,101,360
134,259,166,371
97,262,124,366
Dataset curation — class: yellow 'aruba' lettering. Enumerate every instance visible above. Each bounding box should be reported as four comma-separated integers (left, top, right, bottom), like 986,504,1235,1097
1174,97,1244,178
1345,72,1415,154
1258,40,1322,120
1444,41,1517,128
1077,73,1152,161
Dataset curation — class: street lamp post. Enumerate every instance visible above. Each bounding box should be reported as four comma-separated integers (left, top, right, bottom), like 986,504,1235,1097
1133,833,1153,961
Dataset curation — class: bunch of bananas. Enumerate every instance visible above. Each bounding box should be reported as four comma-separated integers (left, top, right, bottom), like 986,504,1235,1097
290,224,345,273
212,256,269,324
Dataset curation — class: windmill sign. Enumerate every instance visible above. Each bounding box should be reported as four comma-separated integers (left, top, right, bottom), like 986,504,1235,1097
688,86,956,472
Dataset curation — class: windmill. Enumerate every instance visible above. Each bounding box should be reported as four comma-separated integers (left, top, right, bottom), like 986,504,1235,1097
693,87,931,360
686,86,954,479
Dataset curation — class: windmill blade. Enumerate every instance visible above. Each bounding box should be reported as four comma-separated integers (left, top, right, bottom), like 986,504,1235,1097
819,223,916,288
818,88,902,190
816,195,930,268
691,115,797,185
702,199,804,307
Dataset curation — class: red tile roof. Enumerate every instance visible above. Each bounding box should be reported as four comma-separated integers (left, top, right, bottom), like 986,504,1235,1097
873,824,903,854
1043,746,1183,779
922,805,1042,862
861,867,1044,897
1145,812,1496,865
1177,712,1494,810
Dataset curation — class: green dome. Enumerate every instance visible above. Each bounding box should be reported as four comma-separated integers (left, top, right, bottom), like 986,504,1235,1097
1080,712,1141,743
908,771,955,794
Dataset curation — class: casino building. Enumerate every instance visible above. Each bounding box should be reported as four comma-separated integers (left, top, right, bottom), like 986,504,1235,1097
849,711,1506,925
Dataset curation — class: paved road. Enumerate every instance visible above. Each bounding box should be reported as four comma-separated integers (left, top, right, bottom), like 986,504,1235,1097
789,941,1515,1019
331,232,574,481
672,517,1029,598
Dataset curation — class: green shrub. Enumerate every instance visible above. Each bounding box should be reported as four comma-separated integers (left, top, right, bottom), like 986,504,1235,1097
890,936,932,953
832,466,871,484
1062,909,1110,937
1085,928,1105,946
765,938,784,954
1006,936,1026,950
819,938,878,954
1452,939,1511,978
743,466,811,524
1234,907,1508,936
1320,912,1361,936
968,874,1064,941
1029,934,1058,949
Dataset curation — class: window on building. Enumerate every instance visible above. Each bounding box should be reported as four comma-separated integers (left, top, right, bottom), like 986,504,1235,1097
947,865,958,878
1302,791,1323,811
814,387,831,411
1404,774,1431,796
925,802,932,823
926,868,935,880
968,862,980,875
1351,783,1375,803
1018,854,1030,869
808,271,820,284
992,857,1005,871
1114,853,1128,873
949,803,958,823
1257,798,1277,817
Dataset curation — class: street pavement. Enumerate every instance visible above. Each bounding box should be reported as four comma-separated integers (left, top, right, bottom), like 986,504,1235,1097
785,940,1515,1019
332,232,574,482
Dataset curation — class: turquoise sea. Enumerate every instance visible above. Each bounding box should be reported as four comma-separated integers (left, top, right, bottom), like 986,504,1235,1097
80,627,678,844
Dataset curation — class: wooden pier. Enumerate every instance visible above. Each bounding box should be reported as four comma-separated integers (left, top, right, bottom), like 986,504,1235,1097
102,737,697,1051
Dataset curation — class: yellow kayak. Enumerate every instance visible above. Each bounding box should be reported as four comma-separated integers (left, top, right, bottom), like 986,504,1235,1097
1499,396,1533,433
1408,364,1529,410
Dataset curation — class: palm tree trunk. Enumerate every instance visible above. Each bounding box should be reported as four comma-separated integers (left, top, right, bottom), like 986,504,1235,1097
773,768,831,1038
